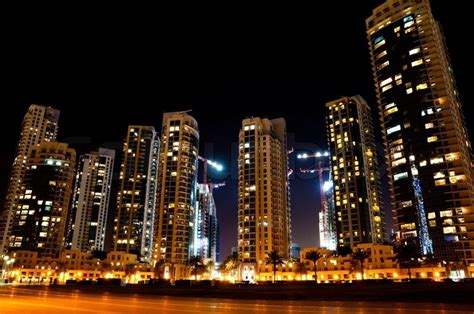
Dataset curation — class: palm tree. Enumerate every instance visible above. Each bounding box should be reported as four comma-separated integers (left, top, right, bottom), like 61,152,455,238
393,243,419,281
153,260,165,280
293,261,307,279
351,248,371,280
99,260,112,277
265,250,284,283
305,250,323,282
188,256,205,281
124,263,138,282
205,260,215,278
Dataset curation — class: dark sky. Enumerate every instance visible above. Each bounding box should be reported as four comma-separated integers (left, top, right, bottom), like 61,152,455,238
1,1,472,259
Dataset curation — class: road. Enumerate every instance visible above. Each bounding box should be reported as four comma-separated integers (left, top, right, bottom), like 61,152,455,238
0,286,472,313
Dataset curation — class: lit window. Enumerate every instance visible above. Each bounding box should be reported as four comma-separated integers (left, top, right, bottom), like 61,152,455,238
392,152,403,160
392,158,406,167
427,136,438,143
443,226,456,234
374,39,386,50
394,172,408,181
406,88,413,94
440,210,453,218
380,77,393,87
382,84,393,92
433,172,445,179
430,157,444,165
375,51,387,60
435,179,446,186
401,200,412,208
250,125,255,130
425,123,434,129
377,60,390,70
404,16,414,23
387,125,401,135
411,59,424,67
394,26,401,33
404,21,414,28
416,83,428,90
428,212,436,219
409,48,420,55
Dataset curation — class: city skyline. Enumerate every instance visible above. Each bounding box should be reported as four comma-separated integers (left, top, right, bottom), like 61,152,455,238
1,1,473,261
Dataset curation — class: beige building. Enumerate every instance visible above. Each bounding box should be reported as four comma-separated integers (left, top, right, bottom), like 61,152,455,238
367,0,474,263
238,117,291,278
0,105,60,253
153,111,200,279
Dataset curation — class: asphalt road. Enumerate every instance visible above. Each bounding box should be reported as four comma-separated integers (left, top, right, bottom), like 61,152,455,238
0,286,472,313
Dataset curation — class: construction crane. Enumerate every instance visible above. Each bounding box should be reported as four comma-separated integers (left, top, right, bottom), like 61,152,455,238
297,151,337,250
196,156,225,260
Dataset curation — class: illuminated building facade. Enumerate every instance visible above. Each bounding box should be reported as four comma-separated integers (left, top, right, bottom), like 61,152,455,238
8,142,76,258
153,112,199,278
0,105,59,253
67,148,115,252
326,96,385,249
113,126,159,262
367,0,474,263
320,178,337,250
238,117,291,275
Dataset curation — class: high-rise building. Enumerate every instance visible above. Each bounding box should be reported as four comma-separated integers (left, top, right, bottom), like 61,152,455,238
113,126,159,262
8,142,76,258
195,183,220,263
66,148,115,252
238,117,291,276
326,96,385,249
0,105,59,254
153,112,199,279
367,0,474,263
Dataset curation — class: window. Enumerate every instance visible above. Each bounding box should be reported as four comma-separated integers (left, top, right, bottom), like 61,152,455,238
380,77,393,87
374,39,386,50
404,16,414,23
428,212,436,219
435,179,446,186
404,21,414,28
382,84,393,92
412,59,424,67
417,83,428,90
377,61,390,71
433,172,445,179
443,226,456,234
430,157,444,165
401,200,413,208
394,172,408,181
409,48,420,55
387,125,401,135
375,51,387,60
394,26,401,33
392,158,406,167
425,123,434,129
427,136,438,143
440,210,453,218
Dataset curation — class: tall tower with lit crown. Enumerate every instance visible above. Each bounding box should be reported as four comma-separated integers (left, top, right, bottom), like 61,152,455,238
367,0,474,262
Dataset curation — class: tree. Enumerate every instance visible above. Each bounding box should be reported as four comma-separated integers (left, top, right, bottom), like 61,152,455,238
305,250,323,282
351,248,371,280
98,260,112,276
293,261,307,278
205,260,215,277
265,250,284,283
393,243,419,281
124,263,137,280
188,256,205,280
153,260,166,280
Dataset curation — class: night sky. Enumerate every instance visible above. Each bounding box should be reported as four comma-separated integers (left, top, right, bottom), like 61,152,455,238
1,1,472,259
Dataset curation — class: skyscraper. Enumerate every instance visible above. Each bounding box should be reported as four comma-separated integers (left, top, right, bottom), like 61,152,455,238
238,117,291,276
326,96,385,249
0,104,59,254
67,148,115,252
367,0,474,263
8,142,76,258
113,126,159,262
153,111,199,279
195,183,221,263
